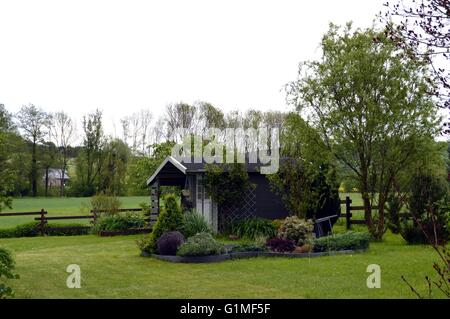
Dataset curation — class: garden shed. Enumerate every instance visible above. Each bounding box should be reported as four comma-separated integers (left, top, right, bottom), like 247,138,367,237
146,156,290,232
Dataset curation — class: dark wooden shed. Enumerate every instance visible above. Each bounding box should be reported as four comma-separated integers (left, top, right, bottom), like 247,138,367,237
146,156,289,232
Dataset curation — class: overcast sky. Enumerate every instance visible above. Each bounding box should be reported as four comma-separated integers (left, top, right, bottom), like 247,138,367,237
0,0,387,136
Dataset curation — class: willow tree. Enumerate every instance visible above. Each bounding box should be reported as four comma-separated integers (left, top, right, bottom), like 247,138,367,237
286,23,441,240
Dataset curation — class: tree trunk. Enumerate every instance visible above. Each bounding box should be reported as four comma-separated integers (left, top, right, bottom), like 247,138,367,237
45,167,49,197
31,140,37,197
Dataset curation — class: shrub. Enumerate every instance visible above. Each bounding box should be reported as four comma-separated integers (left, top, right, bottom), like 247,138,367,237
182,210,211,238
136,193,184,254
266,237,296,253
271,219,284,232
402,173,450,245
230,242,268,253
92,213,146,234
0,222,90,238
45,223,90,236
233,218,277,240
91,193,122,215
157,231,185,255
0,247,19,298
278,216,314,246
177,232,225,257
313,231,370,252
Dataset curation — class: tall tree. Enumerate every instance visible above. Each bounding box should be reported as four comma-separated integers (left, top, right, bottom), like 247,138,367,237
286,23,440,240
16,104,51,197
0,104,15,209
50,111,76,196
165,102,198,141
80,109,105,196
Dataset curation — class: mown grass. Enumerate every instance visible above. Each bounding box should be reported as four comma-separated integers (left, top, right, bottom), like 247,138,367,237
0,232,444,299
0,196,149,228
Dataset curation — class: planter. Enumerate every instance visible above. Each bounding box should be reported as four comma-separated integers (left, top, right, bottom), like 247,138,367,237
142,248,367,263
152,254,231,263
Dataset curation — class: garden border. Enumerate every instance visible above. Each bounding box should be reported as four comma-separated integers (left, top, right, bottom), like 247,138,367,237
142,249,367,263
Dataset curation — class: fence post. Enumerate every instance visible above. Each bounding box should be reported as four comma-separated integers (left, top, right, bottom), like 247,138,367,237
39,209,46,236
345,196,352,230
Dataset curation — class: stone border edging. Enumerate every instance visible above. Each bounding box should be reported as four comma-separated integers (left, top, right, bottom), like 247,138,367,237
141,249,367,263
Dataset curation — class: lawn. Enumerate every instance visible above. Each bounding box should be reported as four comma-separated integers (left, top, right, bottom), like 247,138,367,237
0,232,444,298
0,196,149,228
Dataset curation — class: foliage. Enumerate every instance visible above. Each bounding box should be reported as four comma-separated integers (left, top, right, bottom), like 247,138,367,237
313,231,370,252
91,213,146,234
277,216,314,246
182,210,211,238
0,247,19,298
136,193,184,254
98,139,130,196
125,141,176,195
0,222,90,238
271,219,284,232
399,172,450,245
269,113,341,221
177,232,225,257
91,193,122,215
266,237,296,253
157,231,185,256
386,193,404,234
232,218,277,240
203,163,253,207
230,242,268,253
286,23,440,240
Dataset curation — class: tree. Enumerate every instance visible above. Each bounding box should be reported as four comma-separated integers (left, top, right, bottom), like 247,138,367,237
50,111,76,196
125,141,175,195
0,105,15,209
99,138,130,195
15,104,51,197
74,109,105,196
165,103,198,141
268,113,340,225
286,24,440,240
382,0,450,134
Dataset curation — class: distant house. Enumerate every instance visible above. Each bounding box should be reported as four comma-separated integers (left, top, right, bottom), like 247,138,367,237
146,155,290,233
42,169,70,188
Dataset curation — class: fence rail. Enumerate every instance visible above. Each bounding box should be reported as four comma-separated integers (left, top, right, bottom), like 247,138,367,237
340,196,410,229
1,207,153,236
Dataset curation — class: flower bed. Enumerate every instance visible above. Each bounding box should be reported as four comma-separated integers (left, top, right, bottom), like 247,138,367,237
143,248,367,263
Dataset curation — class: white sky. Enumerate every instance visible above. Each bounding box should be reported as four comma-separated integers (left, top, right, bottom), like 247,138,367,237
0,0,387,136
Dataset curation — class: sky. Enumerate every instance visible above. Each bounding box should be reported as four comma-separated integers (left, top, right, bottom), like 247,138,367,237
0,0,388,136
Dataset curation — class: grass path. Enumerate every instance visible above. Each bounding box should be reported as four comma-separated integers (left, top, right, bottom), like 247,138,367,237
0,232,443,298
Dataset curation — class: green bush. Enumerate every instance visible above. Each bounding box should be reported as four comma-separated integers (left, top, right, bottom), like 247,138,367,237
91,193,122,215
0,247,19,298
177,232,225,256
0,222,90,238
44,223,90,236
0,222,40,238
182,210,211,238
92,213,146,234
232,218,277,240
313,231,370,252
230,242,268,253
278,216,314,246
137,193,184,254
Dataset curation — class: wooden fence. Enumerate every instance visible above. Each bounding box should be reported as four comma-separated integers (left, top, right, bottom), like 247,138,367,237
0,207,156,236
340,196,409,229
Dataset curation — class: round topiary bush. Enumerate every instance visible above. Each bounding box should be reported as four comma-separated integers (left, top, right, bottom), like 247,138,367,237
278,216,314,246
157,231,185,256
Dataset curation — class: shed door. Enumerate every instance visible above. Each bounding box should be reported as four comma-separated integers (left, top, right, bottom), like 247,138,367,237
196,175,214,230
